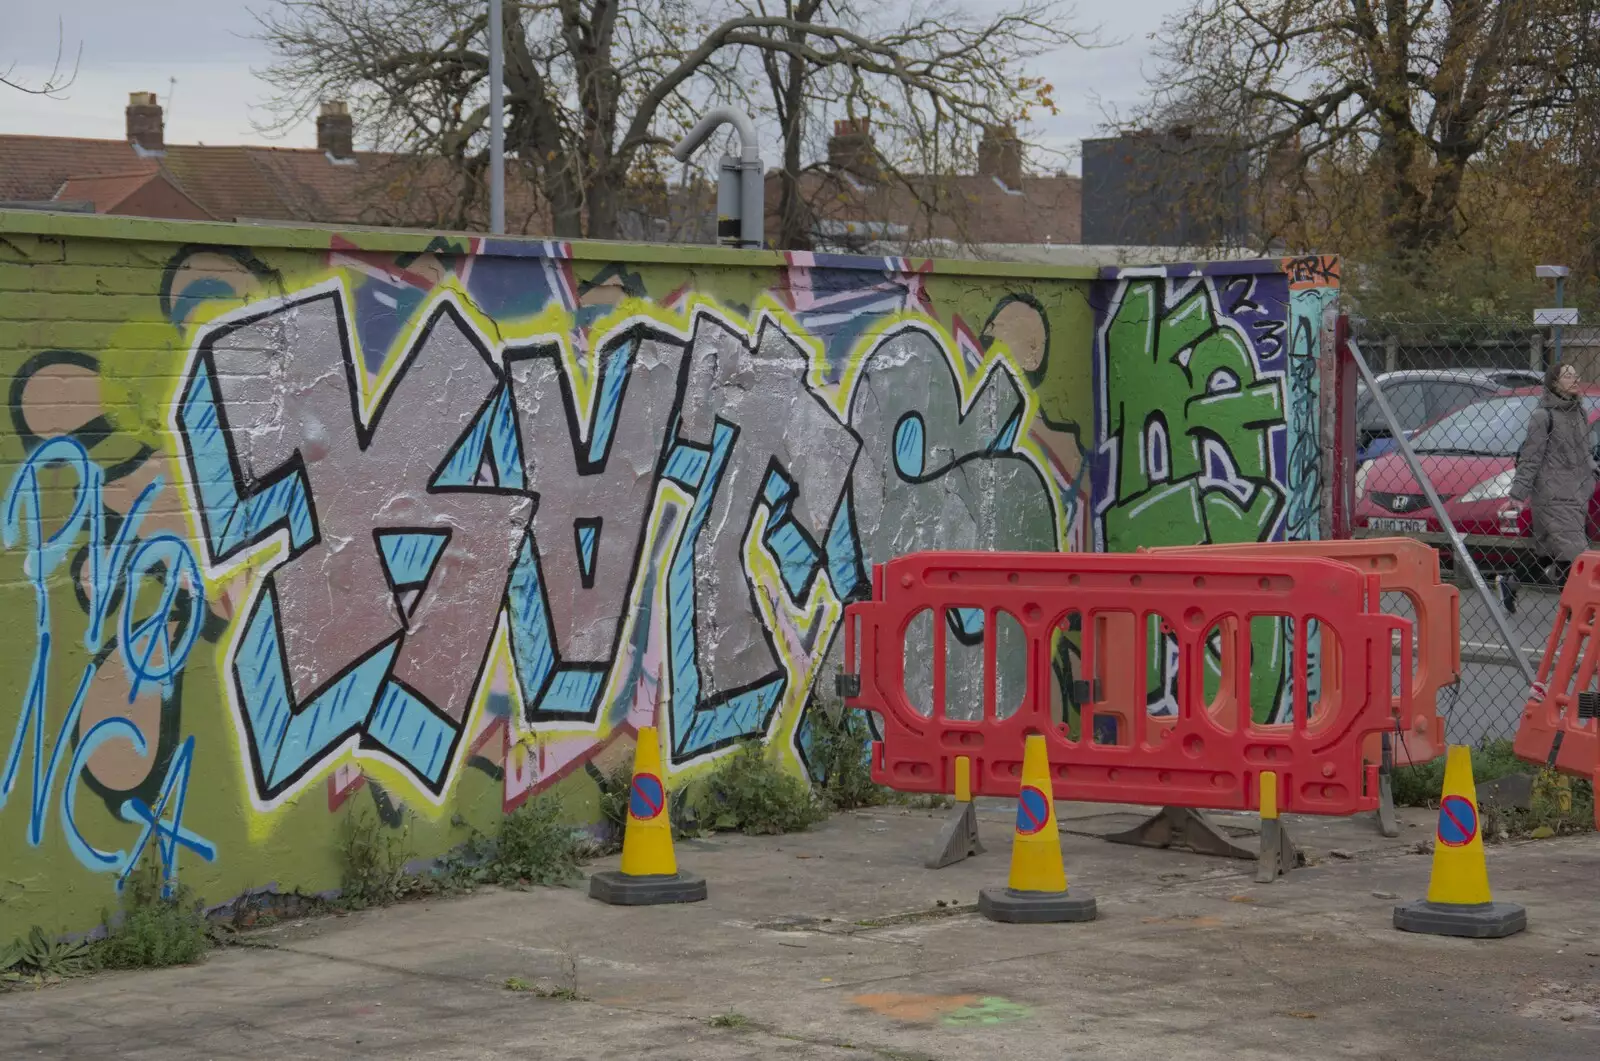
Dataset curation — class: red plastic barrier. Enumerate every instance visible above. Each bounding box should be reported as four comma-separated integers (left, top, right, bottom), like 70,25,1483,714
1513,551,1600,827
841,551,1410,816
1142,538,1456,766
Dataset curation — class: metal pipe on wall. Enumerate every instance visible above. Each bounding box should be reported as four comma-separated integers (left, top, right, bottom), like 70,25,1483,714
672,108,764,249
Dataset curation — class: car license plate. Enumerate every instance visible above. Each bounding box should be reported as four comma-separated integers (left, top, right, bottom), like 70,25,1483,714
1370,518,1428,533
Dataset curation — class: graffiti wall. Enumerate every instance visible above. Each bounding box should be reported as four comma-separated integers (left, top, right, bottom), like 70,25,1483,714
1091,256,1342,724
0,210,1334,937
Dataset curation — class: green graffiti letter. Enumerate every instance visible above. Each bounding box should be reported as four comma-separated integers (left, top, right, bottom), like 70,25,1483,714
1102,279,1284,550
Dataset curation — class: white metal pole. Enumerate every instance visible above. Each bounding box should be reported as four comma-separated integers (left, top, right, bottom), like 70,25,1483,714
1555,274,1566,365
489,0,506,235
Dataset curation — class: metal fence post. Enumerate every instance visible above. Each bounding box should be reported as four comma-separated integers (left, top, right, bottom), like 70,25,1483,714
1346,339,1539,696
1346,315,1565,748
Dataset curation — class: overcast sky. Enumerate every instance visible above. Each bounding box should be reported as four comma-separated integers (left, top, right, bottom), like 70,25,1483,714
0,0,1191,174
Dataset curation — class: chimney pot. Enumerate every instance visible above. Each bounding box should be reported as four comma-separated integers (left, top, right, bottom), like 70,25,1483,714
126,91,165,153
978,124,1023,188
318,99,355,160
828,117,877,180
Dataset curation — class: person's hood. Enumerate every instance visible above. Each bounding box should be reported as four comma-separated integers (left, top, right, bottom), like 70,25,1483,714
1542,388,1582,412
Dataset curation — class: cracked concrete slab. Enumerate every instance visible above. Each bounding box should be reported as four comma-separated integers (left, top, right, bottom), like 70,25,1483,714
5,804,1598,1060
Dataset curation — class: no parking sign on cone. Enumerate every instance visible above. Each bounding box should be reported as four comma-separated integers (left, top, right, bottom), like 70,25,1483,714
1393,745,1526,938
588,726,708,906
978,734,1096,924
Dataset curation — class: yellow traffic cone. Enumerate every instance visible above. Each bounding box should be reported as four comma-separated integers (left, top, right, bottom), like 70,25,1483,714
978,734,1096,923
1393,745,1525,938
589,726,707,906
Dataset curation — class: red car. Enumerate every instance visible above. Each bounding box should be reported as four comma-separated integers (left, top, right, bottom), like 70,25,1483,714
1354,386,1600,566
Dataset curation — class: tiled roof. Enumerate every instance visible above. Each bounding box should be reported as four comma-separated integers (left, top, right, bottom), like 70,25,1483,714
55,168,215,221
55,170,165,212
0,134,552,231
0,135,159,204
2,131,1081,248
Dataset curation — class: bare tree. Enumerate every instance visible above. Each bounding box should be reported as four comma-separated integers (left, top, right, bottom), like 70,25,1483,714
256,0,732,236
1130,0,1600,263
2,19,80,97
255,0,1091,242
716,0,1091,250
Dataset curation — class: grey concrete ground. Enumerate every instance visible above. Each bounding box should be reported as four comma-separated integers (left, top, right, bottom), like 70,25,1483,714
5,799,1598,1061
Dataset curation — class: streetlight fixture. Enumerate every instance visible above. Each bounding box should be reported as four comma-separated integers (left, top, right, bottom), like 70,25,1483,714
672,108,765,249
1534,265,1576,364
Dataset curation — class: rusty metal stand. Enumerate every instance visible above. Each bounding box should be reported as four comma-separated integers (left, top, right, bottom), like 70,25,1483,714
1102,805,1256,860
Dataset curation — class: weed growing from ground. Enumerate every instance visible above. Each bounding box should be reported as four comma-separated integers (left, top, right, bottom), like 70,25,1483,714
1483,770,1595,841
691,740,829,835
337,807,413,909
1390,739,1594,840
806,702,892,811
708,1012,751,1028
1390,739,1526,807
482,794,589,887
95,850,209,970
506,945,585,1000
1,926,94,986
596,761,705,848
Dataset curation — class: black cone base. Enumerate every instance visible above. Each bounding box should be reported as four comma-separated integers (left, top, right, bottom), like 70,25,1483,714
588,870,707,906
978,886,1097,924
1392,899,1526,939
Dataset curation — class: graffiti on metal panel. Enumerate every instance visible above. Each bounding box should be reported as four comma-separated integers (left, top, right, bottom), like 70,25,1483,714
1095,272,1289,551
1285,285,1337,544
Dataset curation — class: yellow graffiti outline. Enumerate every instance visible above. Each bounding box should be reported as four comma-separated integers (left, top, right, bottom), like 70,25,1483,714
163,278,545,822
168,276,1066,814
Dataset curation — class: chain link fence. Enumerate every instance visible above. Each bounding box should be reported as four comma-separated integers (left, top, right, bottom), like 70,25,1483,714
1346,314,1598,754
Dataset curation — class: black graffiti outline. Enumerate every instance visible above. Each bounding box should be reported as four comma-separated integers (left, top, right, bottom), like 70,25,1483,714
660,310,865,763
572,517,603,590
368,526,454,628
178,285,535,803
174,300,327,569
226,580,405,801
1285,256,1339,287
9,349,155,481
159,244,286,328
503,321,693,727
1093,275,1287,546
1285,311,1321,542
1215,273,1286,364
790,317,1058,763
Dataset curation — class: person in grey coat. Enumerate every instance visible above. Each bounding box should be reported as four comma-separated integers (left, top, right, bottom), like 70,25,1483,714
1499,362,1596,613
